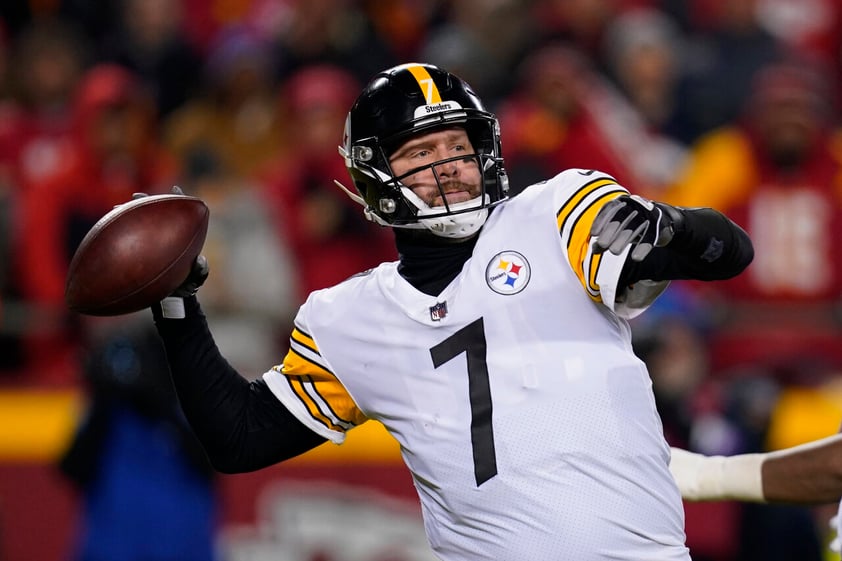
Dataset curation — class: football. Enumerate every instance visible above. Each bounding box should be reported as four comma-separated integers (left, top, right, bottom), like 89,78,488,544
65,194,209,316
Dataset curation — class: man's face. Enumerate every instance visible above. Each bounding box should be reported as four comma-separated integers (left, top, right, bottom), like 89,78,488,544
389,127,482,208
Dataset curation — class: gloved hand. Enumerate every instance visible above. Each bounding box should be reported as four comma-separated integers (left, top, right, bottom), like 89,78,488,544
172,254,209,297
131,184,184,200
156,254,207,319
590,194,684,262
133,186,209,299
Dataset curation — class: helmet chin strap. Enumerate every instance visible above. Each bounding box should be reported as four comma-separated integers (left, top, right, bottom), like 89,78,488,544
402,187,490,239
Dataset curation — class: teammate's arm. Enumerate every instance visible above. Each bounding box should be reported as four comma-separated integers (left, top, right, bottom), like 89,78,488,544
670,435,842,505
153,295,327,473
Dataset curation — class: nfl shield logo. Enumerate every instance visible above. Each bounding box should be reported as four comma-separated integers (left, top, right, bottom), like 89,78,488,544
429,301,448,321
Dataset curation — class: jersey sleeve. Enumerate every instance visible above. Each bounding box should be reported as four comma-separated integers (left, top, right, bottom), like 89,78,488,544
263,312,368,444
553,169,664,319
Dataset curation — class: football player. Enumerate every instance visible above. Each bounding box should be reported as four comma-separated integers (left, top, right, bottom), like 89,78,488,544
151,63,756,560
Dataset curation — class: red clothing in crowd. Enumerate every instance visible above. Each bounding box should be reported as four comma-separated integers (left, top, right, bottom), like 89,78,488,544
259,154,396,300
12,65,177,384
665,62,842,378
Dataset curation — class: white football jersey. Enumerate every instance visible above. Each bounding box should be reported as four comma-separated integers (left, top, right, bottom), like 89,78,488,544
264,169,690,561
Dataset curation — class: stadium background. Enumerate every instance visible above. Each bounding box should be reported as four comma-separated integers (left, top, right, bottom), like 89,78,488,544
2,0,842,560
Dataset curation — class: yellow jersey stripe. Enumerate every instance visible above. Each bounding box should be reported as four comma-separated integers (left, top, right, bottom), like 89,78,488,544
303,375,357,426
556,177,620,237
587,252,604,297
290,326,336,377
286,375,343,432
568,190,625,298
406,64,442,105
570,189,625,283
291,326,318,355
555,178,625,301
286,346,335,379
564,189,625,252
282,348,367,427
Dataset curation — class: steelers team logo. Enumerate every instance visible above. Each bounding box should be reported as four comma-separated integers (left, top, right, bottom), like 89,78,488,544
485,251,531,295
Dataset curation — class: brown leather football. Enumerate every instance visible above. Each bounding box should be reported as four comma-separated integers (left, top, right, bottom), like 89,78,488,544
65,194,209,316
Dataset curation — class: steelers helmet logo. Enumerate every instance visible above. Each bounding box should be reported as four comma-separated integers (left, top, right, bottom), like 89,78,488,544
485,251,531,295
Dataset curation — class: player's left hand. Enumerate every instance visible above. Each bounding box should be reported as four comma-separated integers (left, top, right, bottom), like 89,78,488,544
590,194,683,262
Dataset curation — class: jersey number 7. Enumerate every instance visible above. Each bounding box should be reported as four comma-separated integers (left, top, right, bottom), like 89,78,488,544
430,317,498,486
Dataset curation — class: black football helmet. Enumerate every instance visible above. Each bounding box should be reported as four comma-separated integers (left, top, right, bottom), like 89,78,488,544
337,63,509,238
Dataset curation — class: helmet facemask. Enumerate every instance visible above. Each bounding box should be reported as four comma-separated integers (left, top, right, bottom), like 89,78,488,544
338,112,509,239
391,152,493,238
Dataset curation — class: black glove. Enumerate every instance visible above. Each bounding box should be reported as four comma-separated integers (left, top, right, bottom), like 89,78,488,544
172,254,209,297
590,194,684,262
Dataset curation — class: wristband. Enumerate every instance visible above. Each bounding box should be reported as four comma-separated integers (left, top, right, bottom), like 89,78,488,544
152,295,201,322
160,297,186,319
669,447,766,502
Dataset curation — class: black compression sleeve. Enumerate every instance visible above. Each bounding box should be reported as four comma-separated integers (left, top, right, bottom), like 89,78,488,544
152,297,327,473
620,206,754,285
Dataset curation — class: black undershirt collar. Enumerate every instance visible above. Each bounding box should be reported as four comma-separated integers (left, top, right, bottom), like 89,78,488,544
394,229,479,296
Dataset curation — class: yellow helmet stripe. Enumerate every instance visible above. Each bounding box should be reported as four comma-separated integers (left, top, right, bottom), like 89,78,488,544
406,64,442,105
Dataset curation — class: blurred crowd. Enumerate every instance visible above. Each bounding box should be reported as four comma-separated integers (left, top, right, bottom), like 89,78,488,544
2,0,842,559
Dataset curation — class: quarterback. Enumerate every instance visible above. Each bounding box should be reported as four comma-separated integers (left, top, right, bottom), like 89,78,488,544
152,64,755,560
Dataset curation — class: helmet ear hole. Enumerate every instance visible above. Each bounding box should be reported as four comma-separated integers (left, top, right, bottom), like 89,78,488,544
379,199,397,214
353,146,374,162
